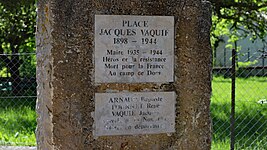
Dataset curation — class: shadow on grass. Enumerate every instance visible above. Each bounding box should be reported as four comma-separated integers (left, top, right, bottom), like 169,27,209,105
0,97,36,109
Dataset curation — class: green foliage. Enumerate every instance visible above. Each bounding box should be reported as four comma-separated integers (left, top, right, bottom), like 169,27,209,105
237,60,258,68
0,0,36,10
210,0,267,50
0,1,36,49
0,1,36,78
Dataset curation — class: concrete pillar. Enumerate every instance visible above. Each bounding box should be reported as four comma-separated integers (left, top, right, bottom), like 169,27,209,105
36,0,212,149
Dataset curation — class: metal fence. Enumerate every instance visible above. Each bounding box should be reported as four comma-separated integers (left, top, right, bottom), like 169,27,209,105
212,49,267,150
0,53,36,146
0,52,266,149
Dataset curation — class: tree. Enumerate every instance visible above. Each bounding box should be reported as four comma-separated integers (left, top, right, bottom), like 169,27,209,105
0,0,36,95
210,0,267,50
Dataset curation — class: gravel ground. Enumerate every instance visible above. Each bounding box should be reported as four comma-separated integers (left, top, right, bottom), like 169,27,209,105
0,146,36,150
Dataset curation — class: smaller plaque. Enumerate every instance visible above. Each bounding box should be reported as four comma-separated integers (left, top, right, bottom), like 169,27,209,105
94,92,176,137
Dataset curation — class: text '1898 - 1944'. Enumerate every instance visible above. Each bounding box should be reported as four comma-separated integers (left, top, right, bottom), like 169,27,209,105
94,15,174,83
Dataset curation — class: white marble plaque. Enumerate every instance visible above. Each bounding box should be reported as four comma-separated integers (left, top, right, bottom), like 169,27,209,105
94,92,176,137
94,15,174,83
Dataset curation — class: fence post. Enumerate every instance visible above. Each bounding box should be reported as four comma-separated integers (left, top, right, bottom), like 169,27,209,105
224,48,226,67
262,50,265,76
231,48,236,150
247,48,250,62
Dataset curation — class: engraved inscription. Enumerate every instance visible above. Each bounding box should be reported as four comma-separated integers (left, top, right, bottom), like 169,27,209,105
94,92,176,137
95,15,174,83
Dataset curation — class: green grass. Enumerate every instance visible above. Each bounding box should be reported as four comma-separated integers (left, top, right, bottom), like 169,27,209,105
0,98,36,146
0,77,266,148
211,76,267,150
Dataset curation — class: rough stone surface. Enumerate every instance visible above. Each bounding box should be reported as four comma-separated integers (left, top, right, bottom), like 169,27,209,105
36,0,212,149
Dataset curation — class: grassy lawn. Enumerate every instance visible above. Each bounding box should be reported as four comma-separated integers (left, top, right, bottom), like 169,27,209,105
0,98,36,146
0,77,266,149
211,76,267,150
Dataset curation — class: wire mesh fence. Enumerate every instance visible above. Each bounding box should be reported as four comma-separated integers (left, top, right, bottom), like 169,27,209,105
0,53,36,146
0,51,266,149
212,48,267,149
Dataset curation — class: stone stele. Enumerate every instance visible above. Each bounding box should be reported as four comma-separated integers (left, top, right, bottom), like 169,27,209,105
36,0,212,149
